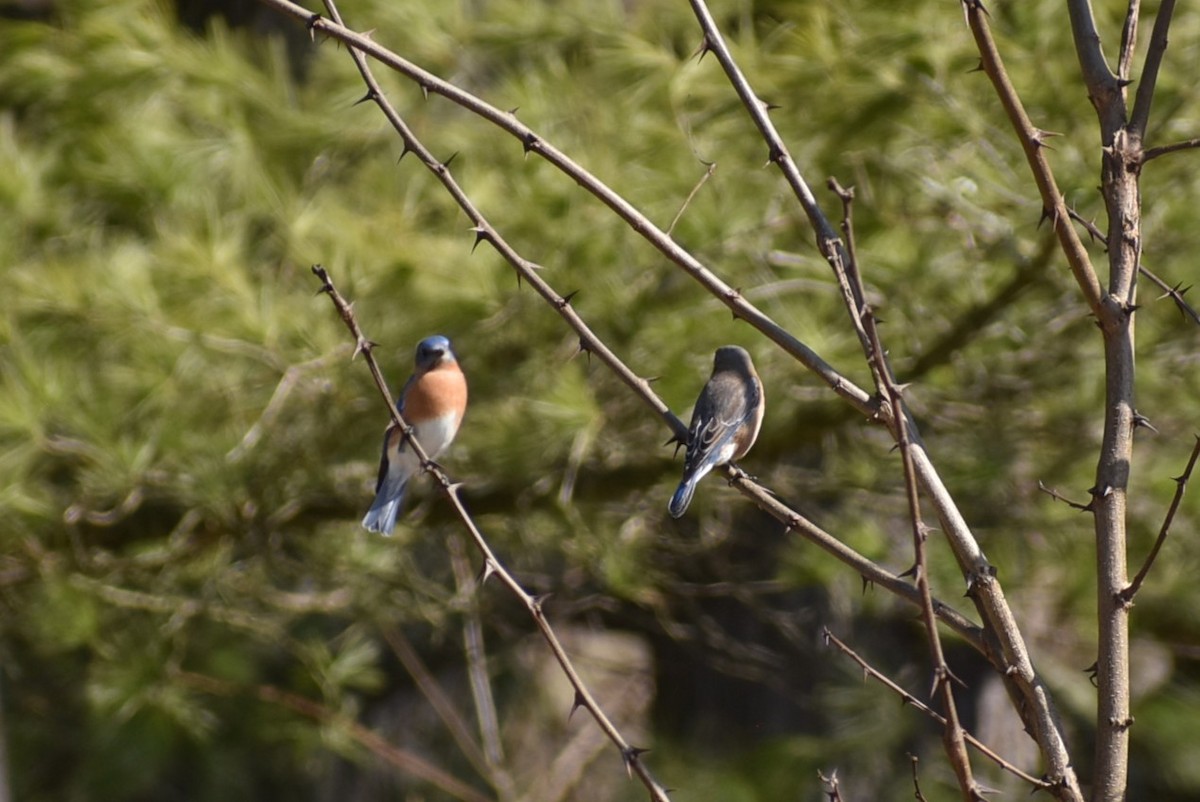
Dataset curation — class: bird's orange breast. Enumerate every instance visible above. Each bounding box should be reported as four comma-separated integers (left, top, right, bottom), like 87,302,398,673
404,364,469,423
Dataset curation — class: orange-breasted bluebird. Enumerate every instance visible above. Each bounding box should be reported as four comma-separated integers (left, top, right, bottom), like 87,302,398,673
362,335,468,535
668,345,764,518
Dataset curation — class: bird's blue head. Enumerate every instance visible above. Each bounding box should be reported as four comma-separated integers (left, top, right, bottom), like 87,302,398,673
414,335,455,370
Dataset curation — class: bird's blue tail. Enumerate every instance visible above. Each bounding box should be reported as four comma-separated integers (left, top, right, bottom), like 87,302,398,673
668,478,697,519
362,475,408,535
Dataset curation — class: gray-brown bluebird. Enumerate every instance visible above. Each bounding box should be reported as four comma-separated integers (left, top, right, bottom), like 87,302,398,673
669,345,764,518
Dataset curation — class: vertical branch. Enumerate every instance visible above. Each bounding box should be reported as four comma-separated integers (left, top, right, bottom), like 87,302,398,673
448,534,514,799
1117,1,1140,86
1129,0,1178,139
690,3,1084,799
1064,3,1180,801
1065,0,1122,117
838,187,981,799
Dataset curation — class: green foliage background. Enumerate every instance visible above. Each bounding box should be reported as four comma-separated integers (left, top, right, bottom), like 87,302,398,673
2,0,1200,799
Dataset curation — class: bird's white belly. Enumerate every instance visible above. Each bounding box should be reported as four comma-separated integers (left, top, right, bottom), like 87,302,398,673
386,411,461,475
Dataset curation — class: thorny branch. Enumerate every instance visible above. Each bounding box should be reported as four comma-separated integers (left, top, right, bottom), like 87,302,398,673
1122,436,1200,603
824,628,1051,792
306,0,986,653
966,0,1104,319
837,187,980,799
690,1,1079,799
243,2,1192,800
312,262,671,802
252,0,878,420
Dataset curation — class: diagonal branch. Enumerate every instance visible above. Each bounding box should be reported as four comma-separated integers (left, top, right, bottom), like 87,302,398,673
1065,0,1120,113
823,628,1053,792
847,214,980,796
313,263,671,802
964,0,1105,319
1121,436,1200,603
253,0,877,419
1143,137,1200,162
1137,266,1200,326
377,624,502,795
310,0,986,657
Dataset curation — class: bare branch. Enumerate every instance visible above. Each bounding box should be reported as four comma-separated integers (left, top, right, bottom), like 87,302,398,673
254,0,878,418
377,624,497,793
964,0,1105,318
1117,1,1140,86
667,160,717,238
857,285,980,796
1065,0,1121,111
688,3,1083,798
909,754,928,802
818,769,846,802
1143,137,1200,162
307,0,988,658
312,261,672,801
1122,436,1200,602
1137,266,1200,326
1129,0,1178,140
823,629,1053,792
1038,480,1094,513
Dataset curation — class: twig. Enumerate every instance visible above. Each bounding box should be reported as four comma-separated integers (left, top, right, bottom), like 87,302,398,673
666,160,717,237
908,753,928,802
1144,137,1200,162
1117,0,1140,86
226,346,353,462
1066,205,1107,245
1129,0,1178,140
818,769,845,802
1137,265,1200,326
1121,435,1200,603
1038,480,1093,512
823,628,1053,791
174,669,493,802
824,178,882,390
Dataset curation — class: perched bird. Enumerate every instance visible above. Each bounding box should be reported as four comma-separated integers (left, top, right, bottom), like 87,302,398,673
362,335,468,535
669,345,764,518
